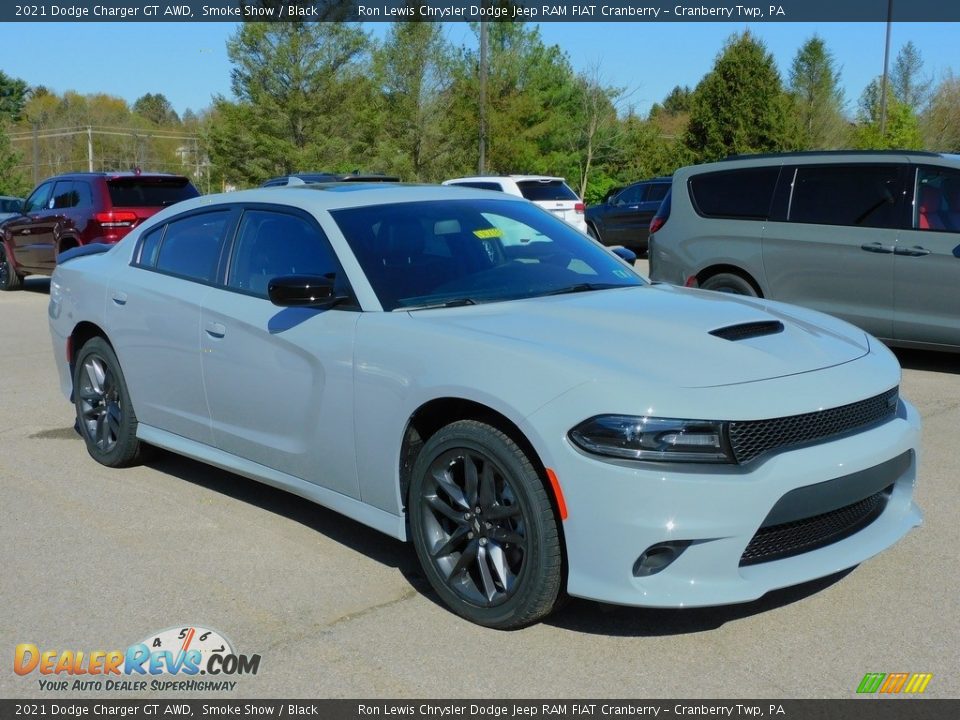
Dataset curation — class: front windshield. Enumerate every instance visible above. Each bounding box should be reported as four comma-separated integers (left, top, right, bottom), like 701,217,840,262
330,198,644,311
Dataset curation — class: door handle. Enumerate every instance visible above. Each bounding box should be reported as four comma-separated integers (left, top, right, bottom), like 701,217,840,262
111,291,127,306
205,322,226,339
894,245,931,257
860,242,894,254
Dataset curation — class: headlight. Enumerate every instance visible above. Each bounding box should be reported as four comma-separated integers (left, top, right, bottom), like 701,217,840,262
569,415,734,463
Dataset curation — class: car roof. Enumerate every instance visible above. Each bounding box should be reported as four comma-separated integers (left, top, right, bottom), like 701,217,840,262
40,171,191,181
445,175,567,183
148,183,530,220
676,150,960,177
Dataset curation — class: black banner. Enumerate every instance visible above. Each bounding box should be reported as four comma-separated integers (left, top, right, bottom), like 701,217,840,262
0,700,956,720
4,0,960,23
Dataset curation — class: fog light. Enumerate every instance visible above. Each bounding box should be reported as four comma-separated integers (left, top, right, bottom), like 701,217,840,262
633,541,691,577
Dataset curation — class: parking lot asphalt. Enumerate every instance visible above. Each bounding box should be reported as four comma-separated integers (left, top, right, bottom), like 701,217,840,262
2,268,958,699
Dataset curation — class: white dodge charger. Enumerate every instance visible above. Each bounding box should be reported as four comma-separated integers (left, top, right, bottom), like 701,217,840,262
48,184,923,628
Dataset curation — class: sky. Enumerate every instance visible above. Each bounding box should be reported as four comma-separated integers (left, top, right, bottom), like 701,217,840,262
2,20,958,119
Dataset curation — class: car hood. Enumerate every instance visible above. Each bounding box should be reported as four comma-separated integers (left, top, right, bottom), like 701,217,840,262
408,284,870,389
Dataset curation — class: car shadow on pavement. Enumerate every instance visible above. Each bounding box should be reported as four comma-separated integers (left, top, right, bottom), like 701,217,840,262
146,448,857,634
145,450,428,586
892,348,960,375
545,569,854,636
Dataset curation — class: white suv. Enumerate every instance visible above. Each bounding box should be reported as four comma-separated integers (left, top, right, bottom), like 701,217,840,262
442,175,588,234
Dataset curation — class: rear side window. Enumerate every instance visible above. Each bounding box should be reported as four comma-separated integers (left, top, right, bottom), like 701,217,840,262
689,167,779,220
107,178,199,208
516,180,578,202
153,211,230,283
450,181,504,192
914,165,960,232
51,181,80,209
646,183,670,203
788,165,904,229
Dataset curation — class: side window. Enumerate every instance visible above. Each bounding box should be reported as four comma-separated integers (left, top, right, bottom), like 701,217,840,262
154,211,230,283
689,167,779,220
915,166,960,233
789,165,904,229
227,210,339,297
51,181,79,210
23,182,54,213
135,226,165,268
646,183,670,203
616,185,643,205
452,182,503,192
74,181,93,208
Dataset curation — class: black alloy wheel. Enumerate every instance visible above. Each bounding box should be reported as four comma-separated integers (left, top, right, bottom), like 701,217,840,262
410,420,562,629
0,245,23,291
73,337,144,467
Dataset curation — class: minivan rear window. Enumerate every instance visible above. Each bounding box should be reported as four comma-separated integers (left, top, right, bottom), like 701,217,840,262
516,180,578,202
108,178,199,208
689,167,779,220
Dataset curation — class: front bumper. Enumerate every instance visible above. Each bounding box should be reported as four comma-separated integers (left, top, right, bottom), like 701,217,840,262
523,395,922,608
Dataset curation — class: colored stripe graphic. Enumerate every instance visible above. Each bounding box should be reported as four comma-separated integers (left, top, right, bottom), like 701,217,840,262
857,672,932,694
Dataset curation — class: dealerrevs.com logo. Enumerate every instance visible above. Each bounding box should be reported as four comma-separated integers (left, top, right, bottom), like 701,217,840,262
14,626,261,692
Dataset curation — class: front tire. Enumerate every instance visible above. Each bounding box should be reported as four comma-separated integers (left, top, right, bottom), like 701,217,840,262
409,420,562,629
73,337,144,467
0,245,23,291
700,272,758,297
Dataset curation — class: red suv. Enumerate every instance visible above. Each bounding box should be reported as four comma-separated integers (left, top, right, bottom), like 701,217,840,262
0,171,199,290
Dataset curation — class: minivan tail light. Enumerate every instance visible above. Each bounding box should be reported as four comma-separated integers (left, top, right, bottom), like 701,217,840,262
94,211,138,228
574,202,585,214
649,215,666,234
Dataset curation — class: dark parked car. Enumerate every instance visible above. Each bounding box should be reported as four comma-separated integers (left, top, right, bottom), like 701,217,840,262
0,171,199,290
585,177,671,254
261,172,400,187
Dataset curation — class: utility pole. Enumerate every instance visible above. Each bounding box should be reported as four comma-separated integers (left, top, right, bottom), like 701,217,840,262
87,126,94,172
879,0,893,138
479,19,488,175
32,123,39,185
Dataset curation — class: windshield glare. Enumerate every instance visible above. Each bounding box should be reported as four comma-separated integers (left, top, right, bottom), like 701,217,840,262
331,199,644,310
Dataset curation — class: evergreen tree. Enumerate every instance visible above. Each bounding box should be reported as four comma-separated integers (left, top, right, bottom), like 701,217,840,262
788,36,847,149
0,119,28,196
683,32,795,162
891,41,931,111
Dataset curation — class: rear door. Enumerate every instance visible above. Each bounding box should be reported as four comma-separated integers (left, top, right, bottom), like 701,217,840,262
107,208,234,445
761,163,909,340
892,165,960,348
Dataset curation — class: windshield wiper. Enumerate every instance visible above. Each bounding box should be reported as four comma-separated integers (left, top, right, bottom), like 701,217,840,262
538,283,623,297
407,297,480,311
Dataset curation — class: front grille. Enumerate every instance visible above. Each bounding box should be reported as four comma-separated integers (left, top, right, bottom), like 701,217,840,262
728,387,898,464
740,487,891,566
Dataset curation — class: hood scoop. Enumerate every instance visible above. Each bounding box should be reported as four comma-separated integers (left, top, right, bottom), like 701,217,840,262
710,320,785,342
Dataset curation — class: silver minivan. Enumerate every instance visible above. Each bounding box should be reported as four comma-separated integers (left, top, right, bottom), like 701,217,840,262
649,151,960,352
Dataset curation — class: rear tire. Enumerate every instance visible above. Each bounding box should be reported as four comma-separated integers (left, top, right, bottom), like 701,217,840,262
700,272,758,297
0,245,23,291
73,337,145,467
409,420,562,629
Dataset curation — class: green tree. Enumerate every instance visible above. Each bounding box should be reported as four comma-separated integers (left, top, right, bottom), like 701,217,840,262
891,41,931,111
788,36,847,149
370,19,453,181
649,85,692,118
444,23,581,181
0,70,29,122
683,32,795,162
922,73,960,152
133,93,180,126
853,86,922,150
210,21,369,185
0,119,28,196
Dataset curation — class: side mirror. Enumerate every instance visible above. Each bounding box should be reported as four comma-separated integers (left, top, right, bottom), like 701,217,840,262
267,274,346,308
611,246,637,264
